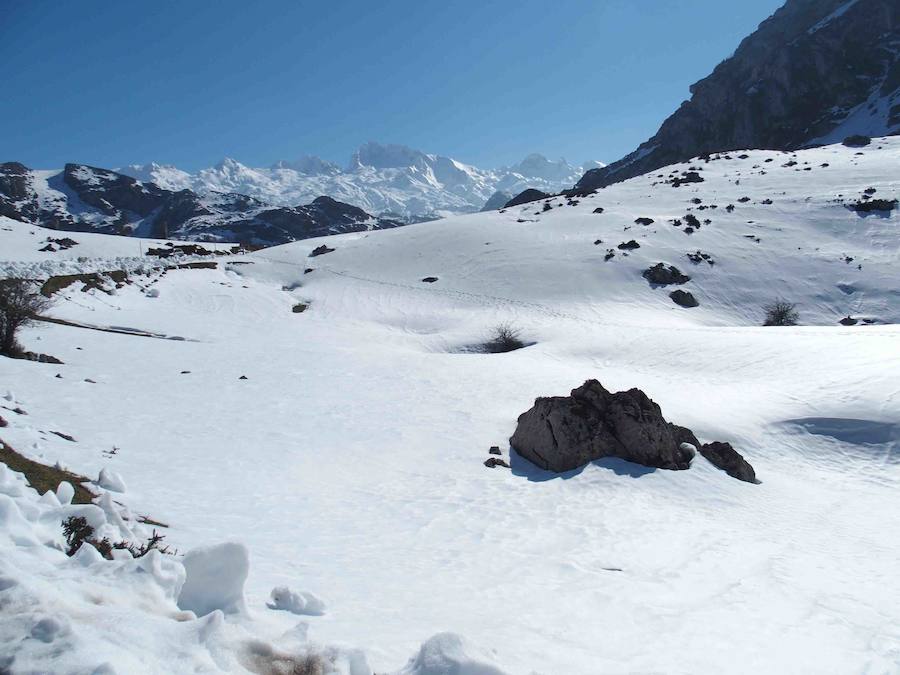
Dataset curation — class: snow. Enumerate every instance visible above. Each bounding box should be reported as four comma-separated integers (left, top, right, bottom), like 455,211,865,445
1,137,899,673
808,0,862,34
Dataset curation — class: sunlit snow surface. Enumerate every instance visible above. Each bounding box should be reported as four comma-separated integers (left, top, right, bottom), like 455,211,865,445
2,138,899,673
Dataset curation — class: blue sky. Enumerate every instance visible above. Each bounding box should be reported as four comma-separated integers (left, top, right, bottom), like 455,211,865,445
3,0,784,171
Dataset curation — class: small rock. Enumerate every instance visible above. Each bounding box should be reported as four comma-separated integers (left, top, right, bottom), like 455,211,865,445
669,290,699,308
617,240,640,250
489,446,501,455
699,441,757,483
421,277,439,283
484,457,510,469
239,375,248,380
309,245,335,257
839,316,858,326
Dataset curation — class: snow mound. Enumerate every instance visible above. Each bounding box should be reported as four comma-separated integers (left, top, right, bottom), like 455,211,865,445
398,633,508,675
178,541,250,617
97,468,126,493
268,585,327,615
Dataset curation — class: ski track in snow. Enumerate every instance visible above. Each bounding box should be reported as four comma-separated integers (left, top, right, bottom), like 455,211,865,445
1,138,900,674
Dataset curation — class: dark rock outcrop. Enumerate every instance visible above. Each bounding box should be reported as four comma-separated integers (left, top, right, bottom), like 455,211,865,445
642,263,690,285
849,198,897,213
510,380,699,473
504,189,551,208
698,442,758,483
576,0,900,192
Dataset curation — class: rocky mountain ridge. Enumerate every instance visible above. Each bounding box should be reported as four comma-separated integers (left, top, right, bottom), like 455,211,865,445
576,0,899,192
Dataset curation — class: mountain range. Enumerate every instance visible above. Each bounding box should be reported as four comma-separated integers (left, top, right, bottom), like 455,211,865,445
0,162,403,246
118,143,604,220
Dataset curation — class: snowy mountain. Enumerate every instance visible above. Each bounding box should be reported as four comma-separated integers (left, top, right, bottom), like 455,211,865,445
0,162,402,246
577,0,900,191
119,143,603,219
2,136,898,673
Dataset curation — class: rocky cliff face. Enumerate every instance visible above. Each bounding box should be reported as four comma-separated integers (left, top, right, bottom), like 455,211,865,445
577,0,900,191
0,162,402,246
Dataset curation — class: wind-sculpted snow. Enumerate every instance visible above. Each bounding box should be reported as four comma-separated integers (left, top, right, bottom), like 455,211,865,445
0,138,898,673
0,444,511,673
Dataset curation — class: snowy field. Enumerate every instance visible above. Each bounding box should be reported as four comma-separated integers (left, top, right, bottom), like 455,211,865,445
1,138,899,674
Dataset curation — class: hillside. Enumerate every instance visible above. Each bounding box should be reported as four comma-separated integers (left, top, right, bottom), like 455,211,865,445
1,138,898,674
577,0,900,191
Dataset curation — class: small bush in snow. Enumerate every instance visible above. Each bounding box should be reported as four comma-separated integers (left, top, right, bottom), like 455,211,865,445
0,279,52,356
763,299,799,326
484,323,525,353
62,516,171,559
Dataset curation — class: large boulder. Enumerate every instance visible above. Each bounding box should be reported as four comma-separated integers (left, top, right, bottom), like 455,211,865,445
699,442,758,483
510,380,699,473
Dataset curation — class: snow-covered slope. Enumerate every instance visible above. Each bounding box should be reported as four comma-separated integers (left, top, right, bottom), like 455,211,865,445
120,143,604,219
1,138,898,674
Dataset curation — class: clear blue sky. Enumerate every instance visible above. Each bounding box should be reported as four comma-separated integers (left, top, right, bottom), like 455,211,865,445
3,0,784,171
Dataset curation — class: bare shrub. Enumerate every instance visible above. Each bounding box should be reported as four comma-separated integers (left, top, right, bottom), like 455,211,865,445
484,323,525,353
0,279,52,356
763,299,799,326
